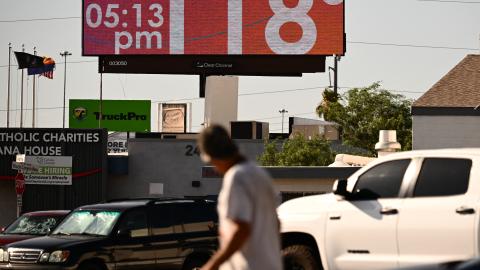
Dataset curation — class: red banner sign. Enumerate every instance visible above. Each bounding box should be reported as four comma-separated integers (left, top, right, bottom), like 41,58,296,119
83,0,344,55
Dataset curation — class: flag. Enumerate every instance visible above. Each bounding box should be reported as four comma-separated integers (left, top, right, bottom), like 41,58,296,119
14,52,44,69
28,57,55,79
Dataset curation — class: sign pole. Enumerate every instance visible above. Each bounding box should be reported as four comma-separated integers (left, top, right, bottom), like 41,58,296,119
7,43,12,128
14,173,25,218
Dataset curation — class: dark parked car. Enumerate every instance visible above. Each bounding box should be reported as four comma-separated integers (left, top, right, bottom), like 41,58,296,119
0,198,218,270
0,211,70,246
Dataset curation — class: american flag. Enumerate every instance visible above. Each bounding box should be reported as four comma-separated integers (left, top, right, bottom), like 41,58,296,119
41,68,54,79
41,57,55,79
27,57,55,79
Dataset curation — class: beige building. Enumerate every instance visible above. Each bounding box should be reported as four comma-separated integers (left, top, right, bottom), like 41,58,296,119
412,54,480,150
289,117,339,141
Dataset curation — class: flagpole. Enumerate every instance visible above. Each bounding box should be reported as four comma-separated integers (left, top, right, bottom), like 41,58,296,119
7,43,11,128
32,47,36,128
20,44,24,128
60,50,72,129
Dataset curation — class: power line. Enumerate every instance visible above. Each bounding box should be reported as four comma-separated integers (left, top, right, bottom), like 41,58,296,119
0,16,80,23
417,0,480,3
0,86,424,113
0,60,97,68
347,40,478,51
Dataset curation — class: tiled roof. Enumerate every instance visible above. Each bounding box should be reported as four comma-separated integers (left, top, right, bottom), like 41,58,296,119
413,54,480,108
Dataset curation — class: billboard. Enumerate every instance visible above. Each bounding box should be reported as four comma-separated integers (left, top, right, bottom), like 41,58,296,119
69,99,151,132
83,0,345,56
160,103,187,133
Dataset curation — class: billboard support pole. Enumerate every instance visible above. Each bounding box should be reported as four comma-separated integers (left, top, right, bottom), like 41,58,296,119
20,44,25,128
99,72,103,128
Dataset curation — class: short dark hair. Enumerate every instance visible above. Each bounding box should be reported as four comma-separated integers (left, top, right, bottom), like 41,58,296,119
198,125,238,160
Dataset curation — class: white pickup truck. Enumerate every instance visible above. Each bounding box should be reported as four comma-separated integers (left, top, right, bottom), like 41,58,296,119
278,148,480,270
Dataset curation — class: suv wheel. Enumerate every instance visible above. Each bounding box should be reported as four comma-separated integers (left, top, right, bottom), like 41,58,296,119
182,254,211,270
283,245,320,270
78,262,104,270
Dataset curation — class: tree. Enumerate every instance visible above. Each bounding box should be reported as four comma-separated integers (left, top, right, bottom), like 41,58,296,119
258,134,335,166
316,83,412,155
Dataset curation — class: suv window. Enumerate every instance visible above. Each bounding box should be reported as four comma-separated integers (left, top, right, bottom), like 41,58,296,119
177,203,218,233
413,158,472,197
353,159,411,199
117,209,148,238
150,204,176,236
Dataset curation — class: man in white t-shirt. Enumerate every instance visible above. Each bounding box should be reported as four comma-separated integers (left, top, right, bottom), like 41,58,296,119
198,125,282,270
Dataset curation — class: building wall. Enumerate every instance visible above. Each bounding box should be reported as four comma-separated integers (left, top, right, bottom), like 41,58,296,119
110,139,264,199
0,181,17,227
413,115,480,149
204,76,239,131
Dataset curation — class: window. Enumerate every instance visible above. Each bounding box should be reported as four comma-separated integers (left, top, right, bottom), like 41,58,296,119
118,209,148,238
5,215,64,236
53,210,121,236
413,158,471,197
177,203,218,233
150,205,175,236
353,159,411,199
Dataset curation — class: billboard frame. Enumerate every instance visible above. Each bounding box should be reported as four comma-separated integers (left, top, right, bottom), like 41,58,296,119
83,0,346,75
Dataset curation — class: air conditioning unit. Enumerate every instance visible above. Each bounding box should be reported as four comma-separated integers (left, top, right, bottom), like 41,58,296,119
230,121,269,139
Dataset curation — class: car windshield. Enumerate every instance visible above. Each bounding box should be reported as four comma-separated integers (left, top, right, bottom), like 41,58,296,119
4,215,64,235
52,210,121,236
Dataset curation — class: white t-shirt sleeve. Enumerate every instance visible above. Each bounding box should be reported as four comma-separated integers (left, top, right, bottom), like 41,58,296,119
225,172,253,224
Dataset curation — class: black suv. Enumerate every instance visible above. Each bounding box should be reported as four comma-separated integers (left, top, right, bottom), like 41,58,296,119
0,198,218,270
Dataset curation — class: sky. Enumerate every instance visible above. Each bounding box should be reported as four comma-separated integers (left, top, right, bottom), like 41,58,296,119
0,0,479,133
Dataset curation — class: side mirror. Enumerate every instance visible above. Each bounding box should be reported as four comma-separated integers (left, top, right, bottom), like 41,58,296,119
333,179,349,197
0,227,5,233
117,228,131,239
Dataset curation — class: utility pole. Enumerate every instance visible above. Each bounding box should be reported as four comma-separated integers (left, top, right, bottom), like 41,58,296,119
7,43,11,128
20,44,24,128
334,55,338,95
60,51,72,129
329,55,340,95
279,108,288,134
32,47,37,128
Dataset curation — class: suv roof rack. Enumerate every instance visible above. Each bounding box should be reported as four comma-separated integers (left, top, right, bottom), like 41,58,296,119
105,197,216,205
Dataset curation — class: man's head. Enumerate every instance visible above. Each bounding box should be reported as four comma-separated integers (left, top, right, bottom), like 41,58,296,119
198,125,240,173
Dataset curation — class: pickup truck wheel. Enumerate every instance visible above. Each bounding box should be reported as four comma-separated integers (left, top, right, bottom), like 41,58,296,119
283,245,320,270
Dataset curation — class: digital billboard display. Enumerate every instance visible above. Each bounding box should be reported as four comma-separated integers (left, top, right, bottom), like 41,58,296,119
83,0,345,56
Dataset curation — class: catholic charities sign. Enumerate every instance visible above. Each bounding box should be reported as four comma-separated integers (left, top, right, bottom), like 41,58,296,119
24,156,72,186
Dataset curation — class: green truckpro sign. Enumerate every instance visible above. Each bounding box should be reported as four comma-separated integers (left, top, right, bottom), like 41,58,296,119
69,100,151,132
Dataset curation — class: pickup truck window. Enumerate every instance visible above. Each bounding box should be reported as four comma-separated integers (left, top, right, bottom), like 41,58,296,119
353,159,411,199
413,158,471,197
